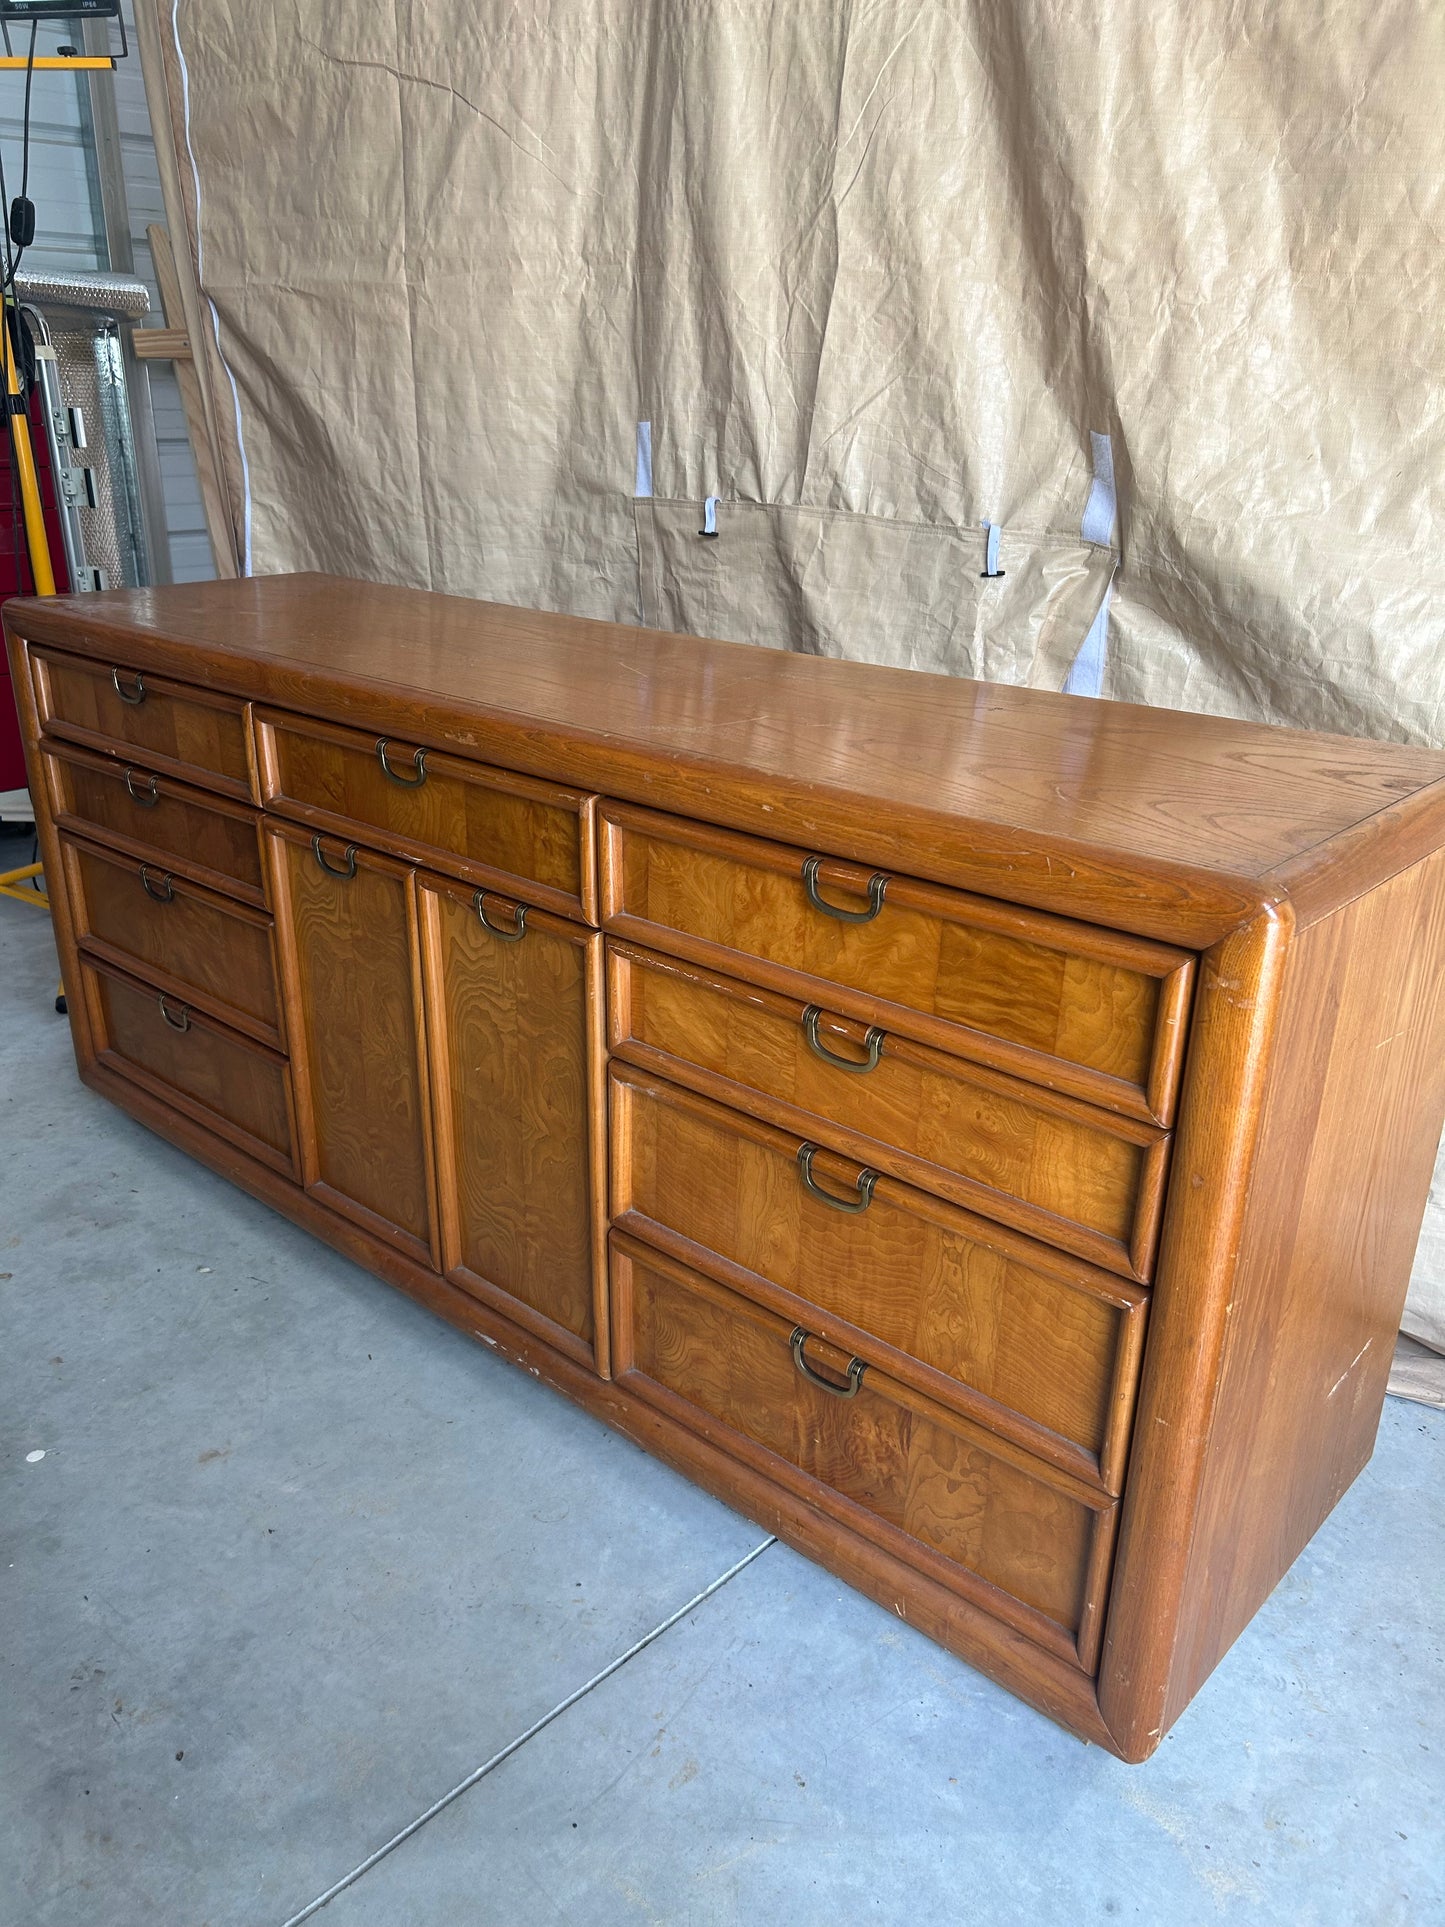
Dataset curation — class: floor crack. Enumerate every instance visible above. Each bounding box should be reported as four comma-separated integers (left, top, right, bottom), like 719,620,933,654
279,1536,777,1925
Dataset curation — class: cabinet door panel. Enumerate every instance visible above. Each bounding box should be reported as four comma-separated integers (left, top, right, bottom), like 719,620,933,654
420,876,605,1370
268,824,436,1264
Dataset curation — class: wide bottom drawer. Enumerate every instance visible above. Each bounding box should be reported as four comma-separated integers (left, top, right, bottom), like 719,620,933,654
78,955,298,1178
611,1232,1117,1672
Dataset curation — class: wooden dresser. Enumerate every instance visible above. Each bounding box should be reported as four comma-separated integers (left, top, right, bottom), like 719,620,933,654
10,574,1445,1762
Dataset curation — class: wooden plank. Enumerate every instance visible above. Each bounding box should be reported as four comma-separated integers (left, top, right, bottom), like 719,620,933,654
132,327,192,362
144,222,238,579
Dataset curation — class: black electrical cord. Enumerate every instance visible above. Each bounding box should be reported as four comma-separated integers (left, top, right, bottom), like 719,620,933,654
0,20,37,597
18,20,35,207
3,21,40,289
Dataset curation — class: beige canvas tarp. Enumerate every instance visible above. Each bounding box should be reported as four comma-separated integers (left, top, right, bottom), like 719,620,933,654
135,1,1445,1359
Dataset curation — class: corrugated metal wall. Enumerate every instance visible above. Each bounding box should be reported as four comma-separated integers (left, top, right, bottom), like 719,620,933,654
0,4,213,583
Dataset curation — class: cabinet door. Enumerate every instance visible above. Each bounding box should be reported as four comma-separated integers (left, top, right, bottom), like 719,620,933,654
419,875,606,1371
267,823,437,1266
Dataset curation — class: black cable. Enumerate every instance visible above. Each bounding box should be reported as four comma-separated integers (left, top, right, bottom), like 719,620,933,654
3,22,39,288
0,21,37,597
18,20,35,206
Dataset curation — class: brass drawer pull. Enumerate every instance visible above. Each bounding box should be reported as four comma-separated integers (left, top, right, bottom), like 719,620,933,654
474,890,527,941
111,667,146,705
376,737,428,787
139,864,174,903
312,834,358,879
157,993,190,1032
797,1140,879,1213
802,1004,885,1074
790,1326,866,1399
802,854,887,923
123,766,159,806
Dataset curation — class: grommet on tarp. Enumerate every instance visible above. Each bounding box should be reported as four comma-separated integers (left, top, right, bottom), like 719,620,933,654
698,495,720,538
634,421,653,498
980,520,1005,579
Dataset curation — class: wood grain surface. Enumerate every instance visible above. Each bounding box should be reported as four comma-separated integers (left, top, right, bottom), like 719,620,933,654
420,874,606,1368
613,1235,1115,1669
16,576,1445,946
267,823,437,1267
256,708,594,921
62,832,282,1045
43,740,267,901
602,804,1194,1123
80,953,295,1174
1157,846,1445,1731
608,941,1169,1280
32,643,255,799
612,1067,1148,1488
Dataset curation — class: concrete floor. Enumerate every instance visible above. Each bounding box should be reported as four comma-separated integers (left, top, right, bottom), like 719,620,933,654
2,847,1442,1927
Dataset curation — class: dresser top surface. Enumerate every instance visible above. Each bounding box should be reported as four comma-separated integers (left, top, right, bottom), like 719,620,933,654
11,572,1445,890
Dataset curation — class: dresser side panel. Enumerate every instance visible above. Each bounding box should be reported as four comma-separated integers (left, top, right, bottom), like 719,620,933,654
1162,845,1445,1729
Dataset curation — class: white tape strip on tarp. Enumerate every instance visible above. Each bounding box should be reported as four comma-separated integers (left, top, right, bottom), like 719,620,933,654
635,421,653,498
1064,431,1118,696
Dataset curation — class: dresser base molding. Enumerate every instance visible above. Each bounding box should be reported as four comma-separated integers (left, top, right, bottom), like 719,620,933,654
79,1052,1123,1758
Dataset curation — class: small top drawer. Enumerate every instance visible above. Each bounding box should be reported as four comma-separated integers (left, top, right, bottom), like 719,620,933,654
601,805,1193,1124
44,740,266,904
255,709,596,922
32,648,254,800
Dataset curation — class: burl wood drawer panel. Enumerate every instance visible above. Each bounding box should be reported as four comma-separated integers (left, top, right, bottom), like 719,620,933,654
79,954,297,1177
612,1234,1117,1670
32,647,254,800
611,1067,1148,1491
267,823,437,1269
43,740,266,903
609,942,1169,1281
420,872,607,1371
61,833,282,1048
600,804,1193,1124
255,708,596,922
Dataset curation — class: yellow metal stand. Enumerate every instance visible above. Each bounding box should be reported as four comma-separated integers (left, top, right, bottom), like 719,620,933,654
0,55,113,71
3,295,56,596
0,859,46,907
3,293,56,910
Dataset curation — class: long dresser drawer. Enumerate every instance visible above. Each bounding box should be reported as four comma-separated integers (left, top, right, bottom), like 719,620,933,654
612,1233,1117,1671
61,833,283,1048
32,647,254,799
609,941,1168,1281
600,804,1193,1123
255,708,597,921
611,1066,1148,1490
78,954,298,1177
43,740,266,903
